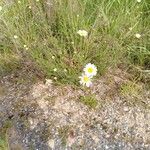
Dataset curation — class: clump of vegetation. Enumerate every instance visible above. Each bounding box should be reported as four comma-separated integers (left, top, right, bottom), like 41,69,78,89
58,125,70,146
0,137,7,150
0,0,149,86
79,95,98,109
0,120,12,150
120,81,142,97
0,50,21,76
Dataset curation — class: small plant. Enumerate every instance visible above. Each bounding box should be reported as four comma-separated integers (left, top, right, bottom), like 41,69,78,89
0,137,8,150
0,120,12,150
120,82,141,97
58,126,70,146
79,95,98,109
0,51,21,76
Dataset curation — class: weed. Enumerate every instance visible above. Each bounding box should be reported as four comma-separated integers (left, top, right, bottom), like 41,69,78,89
120,81,142,97
79,95,98,109
0,137,7,150
58,125,70,146
0,120,12,150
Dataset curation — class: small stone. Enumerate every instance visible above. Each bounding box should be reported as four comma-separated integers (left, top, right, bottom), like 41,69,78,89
105,134,110,138
48,139,55,149
123,106,129,112
67,136,75,147
92,135,99,143
105,145,109,149
78,139,84,146
28,118,38,129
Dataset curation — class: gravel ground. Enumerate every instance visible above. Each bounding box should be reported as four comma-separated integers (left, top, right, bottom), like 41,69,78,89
0,69,150,150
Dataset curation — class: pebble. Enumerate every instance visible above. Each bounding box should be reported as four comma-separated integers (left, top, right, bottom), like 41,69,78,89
48,139,55,149
123,106,129,112
105,145,109,149
92,135,99,143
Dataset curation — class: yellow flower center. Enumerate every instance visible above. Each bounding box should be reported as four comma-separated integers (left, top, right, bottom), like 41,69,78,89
83,76,89,82
88,67,93,73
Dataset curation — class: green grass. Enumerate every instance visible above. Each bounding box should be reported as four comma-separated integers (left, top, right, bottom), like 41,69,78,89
58,125,70,146
0,0,149,85
120,81,142,96
79,95,98,109
0,121,12,150
0,136,7,150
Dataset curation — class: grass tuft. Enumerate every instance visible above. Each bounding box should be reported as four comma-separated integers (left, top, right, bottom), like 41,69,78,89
79,95,98,109
120,81,142,97
0,120,12,150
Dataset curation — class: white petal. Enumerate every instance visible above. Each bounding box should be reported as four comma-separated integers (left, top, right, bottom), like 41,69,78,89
86,81,92,87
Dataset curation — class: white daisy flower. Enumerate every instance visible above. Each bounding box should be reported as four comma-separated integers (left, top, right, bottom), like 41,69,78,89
52,56,55,59
14,35,18,39
29,6,32,9
53,68,57,72
79,74,92,87
24,45,27,48
36,0,39,2
77,30,88,37
18,1,21,3
137,0,141,2
83,63,97,77
0,6,2,11
135,33,141,39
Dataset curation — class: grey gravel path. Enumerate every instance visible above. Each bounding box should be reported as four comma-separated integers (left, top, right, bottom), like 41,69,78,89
0,69,150,150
